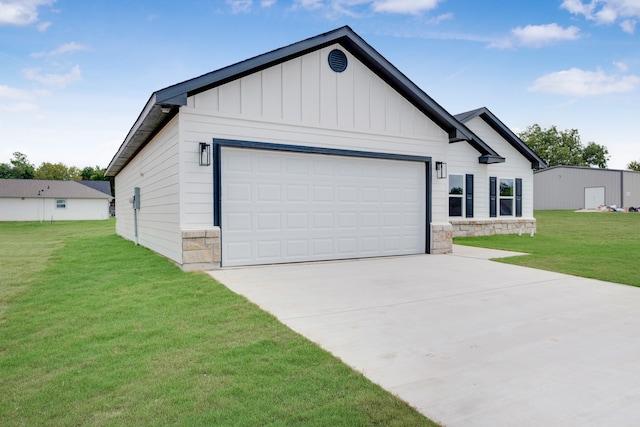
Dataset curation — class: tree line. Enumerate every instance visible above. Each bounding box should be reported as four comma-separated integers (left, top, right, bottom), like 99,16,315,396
0,152,114,195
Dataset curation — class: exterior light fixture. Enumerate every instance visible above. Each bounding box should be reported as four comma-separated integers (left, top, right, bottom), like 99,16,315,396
435,161,447,179
199,142,211,166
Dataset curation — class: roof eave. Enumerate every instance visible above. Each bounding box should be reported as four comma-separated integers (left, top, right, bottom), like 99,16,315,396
106,26,478,176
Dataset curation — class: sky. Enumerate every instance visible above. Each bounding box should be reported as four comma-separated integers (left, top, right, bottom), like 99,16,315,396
1,0,640,170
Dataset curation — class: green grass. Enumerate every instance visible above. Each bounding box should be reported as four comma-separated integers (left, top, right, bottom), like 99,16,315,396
454,210,640,287
0,220,436,427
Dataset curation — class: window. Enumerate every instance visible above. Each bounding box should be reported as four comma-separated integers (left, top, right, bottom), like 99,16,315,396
499,178,514,216
449,174,464,216
56,199,66,209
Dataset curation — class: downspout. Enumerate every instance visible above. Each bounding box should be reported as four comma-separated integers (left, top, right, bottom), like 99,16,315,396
621,170,625,209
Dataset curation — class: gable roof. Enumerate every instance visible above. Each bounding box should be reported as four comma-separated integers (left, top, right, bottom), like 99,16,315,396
455,107,547,169
0,179,113,199
106,26,503,176
77,180,112,196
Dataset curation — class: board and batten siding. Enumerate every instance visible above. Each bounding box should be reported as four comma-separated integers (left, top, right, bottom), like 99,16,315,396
0,198,109,221
116,116,182,263
179,43,451,229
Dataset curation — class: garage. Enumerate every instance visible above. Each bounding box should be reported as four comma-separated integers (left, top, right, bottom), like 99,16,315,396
220,145,427,267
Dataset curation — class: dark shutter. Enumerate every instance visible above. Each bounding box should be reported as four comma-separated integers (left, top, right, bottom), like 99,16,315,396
515,178,523,217
465,174,474,218
489,176,497,218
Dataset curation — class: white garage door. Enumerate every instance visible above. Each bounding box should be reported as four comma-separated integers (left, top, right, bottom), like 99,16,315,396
221,147,426,267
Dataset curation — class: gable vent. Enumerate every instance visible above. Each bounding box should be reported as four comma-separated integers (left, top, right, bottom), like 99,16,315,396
328,49,348,73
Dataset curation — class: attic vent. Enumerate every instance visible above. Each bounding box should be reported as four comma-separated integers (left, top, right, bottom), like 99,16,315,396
328,49,348,73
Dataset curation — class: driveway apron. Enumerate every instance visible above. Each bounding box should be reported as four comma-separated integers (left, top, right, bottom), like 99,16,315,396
209,246,640,427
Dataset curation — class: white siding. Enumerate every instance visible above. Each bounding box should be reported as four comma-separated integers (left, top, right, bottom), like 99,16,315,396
451,116,535,219
181,44,450,229
115,116,182,263
0,197,109,221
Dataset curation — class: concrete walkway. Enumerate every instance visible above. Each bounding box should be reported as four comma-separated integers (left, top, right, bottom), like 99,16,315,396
209,246,640,426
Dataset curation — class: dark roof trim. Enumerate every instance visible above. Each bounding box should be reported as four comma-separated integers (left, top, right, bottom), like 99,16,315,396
455,107,548,169
107,26,501,176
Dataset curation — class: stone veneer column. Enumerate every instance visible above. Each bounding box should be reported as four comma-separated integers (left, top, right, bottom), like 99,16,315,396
431,223,453,254
181,227,221,271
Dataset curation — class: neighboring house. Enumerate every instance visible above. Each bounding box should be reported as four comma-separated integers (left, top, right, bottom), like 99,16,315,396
0,179,113,221
106,26,545,271
534,166,640,210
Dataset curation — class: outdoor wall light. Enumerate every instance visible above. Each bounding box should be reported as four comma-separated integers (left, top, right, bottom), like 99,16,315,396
435,161,447,179
199,142,211,166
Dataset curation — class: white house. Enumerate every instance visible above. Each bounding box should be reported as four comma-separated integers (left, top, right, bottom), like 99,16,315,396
106,26,545,270
0,179,112,221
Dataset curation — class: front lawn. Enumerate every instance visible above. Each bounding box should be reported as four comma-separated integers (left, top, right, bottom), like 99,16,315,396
454,210,640,287
0,220,436,426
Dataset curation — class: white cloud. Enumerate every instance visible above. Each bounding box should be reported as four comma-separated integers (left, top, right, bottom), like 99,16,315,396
620,18,636,33
614,61,629,71
513,24,581,46
428,12,453,24
292,0,443,16
561,0,640,32
261,0,276,6
372,0,441,14
0,85,32,100
226,0,252,13
22,65,82,88
490,23,581,48
31,42,88,59
36,20,50,31
0,0,55,26
0,102,39,112
529,67,640,96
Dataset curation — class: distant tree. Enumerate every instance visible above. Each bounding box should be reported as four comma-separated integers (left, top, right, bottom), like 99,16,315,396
35,162,81,180
519,124,609,168
628,160,640,171
0,152,35,179
81,165,106,181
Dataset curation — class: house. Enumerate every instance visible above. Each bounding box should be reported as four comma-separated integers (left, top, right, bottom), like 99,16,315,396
452,108,546,236
105,26,545,270
534,166,640,210
0,179,113,221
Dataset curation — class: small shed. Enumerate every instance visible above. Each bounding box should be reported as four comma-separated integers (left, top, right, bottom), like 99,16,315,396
534,166,640,210
0,179,113,221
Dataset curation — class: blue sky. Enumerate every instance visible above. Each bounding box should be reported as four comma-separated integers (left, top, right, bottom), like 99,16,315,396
1,0,640,170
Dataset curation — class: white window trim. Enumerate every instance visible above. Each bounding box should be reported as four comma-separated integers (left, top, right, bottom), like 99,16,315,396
499,177,514,217
449,173,465,217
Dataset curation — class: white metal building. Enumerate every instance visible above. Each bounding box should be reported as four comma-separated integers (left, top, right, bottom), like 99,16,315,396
106,26,545,270
0,179,112,221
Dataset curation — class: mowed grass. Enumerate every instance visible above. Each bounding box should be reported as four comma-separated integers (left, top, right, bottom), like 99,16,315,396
455,210,640,287
0,220,437,427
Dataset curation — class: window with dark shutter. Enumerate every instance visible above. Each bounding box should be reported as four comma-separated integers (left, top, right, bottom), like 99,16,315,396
465,174,474,218
489,176,497,218
516,178,523,217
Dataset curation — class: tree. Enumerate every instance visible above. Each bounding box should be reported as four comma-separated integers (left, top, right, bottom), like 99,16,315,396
628,161,640,171
34,162,81,180
81,165,106,181
518,124,609,168
0,152,35,179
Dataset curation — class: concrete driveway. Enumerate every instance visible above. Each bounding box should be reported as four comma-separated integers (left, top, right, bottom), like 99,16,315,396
209,246,640,426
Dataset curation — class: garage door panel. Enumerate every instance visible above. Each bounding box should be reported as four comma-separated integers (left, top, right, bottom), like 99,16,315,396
221,147,426,267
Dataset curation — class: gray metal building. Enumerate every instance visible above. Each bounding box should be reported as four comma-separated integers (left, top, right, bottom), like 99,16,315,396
534,166,640,210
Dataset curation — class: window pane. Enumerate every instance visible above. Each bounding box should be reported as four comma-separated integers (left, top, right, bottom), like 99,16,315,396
449,175,463,195
449,197,462,216
500,199,513,216
499,178,513,196
56,199,66,209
